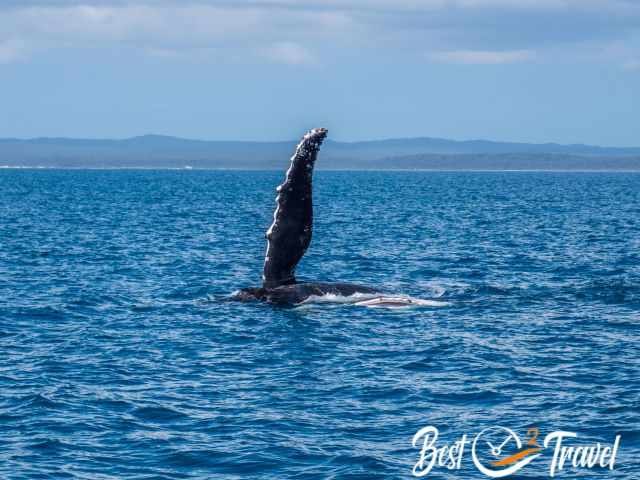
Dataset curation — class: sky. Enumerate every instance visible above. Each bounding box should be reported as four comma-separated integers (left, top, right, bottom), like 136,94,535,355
0,0,639,145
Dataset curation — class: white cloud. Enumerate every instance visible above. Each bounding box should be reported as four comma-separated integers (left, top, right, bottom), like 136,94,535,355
429,49,533,64
263,42,316,65
0,39,27,63
623,59,640,71
5,5,263,47
0,4,353,63
227,0,637,10
0,1,637,66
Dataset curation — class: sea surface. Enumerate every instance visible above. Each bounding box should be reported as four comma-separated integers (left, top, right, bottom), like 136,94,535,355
1,170,639,479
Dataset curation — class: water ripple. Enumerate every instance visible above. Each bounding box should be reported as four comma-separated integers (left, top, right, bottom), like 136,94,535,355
1,170,638,478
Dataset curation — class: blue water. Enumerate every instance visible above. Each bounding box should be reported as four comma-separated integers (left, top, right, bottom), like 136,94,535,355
1,170,639,479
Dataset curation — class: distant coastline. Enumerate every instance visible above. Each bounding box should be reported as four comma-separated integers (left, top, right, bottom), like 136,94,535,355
2,134,639,171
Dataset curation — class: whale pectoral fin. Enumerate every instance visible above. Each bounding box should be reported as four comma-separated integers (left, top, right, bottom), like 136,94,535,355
262,128,328,289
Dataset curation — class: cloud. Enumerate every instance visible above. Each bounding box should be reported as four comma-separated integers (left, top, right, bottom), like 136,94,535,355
263,42,316,65
0,4,352,64
0,1,637,67
0,39,27,63
429,49,533,64
2,5,263,48
623,59,640,71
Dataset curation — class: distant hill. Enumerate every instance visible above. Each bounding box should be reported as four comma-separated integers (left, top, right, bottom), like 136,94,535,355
1,134,639,170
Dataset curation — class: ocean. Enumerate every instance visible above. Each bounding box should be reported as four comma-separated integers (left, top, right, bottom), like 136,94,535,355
1,169,639,478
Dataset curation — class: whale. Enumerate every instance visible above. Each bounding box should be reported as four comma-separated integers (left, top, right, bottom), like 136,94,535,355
234,127,428,306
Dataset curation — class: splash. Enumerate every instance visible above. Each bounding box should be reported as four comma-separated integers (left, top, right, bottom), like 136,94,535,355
299,292,450,308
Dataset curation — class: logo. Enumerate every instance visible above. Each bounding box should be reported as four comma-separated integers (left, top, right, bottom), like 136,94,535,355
471,426,542,477
412,425,621,478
